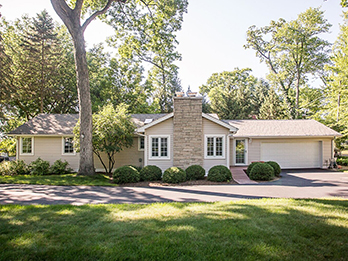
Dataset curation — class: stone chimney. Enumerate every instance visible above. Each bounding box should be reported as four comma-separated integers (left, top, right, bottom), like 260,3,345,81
173,95,203,169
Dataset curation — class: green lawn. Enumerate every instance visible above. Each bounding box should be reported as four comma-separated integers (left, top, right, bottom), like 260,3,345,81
1,199,347,260
0,173,116,186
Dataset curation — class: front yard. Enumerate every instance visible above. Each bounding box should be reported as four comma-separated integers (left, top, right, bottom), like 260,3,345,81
0,198,347,260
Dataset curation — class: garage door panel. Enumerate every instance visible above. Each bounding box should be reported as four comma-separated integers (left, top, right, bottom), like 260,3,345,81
261,142,321,169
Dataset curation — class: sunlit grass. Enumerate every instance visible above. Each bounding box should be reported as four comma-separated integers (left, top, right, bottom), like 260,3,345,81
0,173,116,186
0,198,347,260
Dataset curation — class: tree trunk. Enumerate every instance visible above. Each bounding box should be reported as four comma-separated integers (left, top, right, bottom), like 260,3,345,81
73,30,95,175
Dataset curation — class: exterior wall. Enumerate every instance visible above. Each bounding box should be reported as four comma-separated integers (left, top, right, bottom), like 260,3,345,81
94,137,144,172
230,137,333,168
17,136,79,171
145,118,174,171
202,118,229,172
173,97,203,169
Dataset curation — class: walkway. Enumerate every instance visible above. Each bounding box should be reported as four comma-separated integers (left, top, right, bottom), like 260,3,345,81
230,166,257,184
0,169,347,205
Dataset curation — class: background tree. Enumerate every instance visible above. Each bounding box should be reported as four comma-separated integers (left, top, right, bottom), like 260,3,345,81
199,68,270,119
74,104,135,174
258,88,287,120
245,7,331,119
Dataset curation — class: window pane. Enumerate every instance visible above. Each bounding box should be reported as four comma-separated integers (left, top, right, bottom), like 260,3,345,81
161,138,168,157
140,137,145,150
207,137,214,156
152,138,159,157
64,138,74,153
216,137,223,156
236,140,245,164
22,138,32,154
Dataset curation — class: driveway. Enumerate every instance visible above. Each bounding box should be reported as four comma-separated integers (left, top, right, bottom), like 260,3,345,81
0,169,347,205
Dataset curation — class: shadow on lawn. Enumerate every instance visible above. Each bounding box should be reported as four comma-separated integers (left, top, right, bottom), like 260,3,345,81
0,199,347,260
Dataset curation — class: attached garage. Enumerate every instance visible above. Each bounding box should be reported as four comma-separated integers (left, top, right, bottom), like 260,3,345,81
260,141,321,169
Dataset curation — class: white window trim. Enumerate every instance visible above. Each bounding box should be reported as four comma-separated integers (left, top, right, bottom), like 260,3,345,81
20,137,34,156
204,135,226,159
234,138,248,165
138,136,145,151
62,137,76,155
149,135,170,160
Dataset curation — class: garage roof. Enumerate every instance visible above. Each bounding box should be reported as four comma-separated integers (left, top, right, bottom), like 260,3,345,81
224,119,342,138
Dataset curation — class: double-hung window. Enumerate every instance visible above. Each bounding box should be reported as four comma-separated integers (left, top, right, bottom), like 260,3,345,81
205,135,225,158
20,137,33,155
150,135,170,159
62,137,75,155
138,137,145,151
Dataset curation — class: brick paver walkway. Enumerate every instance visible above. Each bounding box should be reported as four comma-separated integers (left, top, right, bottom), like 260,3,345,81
230,167,258,184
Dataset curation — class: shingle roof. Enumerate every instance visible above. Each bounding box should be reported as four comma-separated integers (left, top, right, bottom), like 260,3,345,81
9,113,169,135
224,119,341,138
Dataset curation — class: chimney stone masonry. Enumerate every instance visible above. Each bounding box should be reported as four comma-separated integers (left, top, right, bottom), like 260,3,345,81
173,96,203,170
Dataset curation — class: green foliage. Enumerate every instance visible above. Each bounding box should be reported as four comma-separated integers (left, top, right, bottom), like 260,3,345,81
74,103,135,174
185,165,205,181
162,167,186,184
258,88,287,120
50,159,71,175
245,7,331,119
207,165,232,182
113,165,140,184
0,160,29,176
249,163,275,181
139,165,162,181
29,158,50,176
246,162,262,176
0,161,11,175
266,161,281,177
337,157,348,166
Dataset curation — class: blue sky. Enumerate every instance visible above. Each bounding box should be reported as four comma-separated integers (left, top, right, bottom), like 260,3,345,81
1,0,344,91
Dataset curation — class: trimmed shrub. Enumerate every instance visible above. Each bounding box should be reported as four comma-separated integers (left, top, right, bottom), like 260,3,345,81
29,158,50,175
266,161,281,177
50,159,71,175
129,165,142,172
249,163,274,181
140,165,162,181
207,165,232,182
162,167,186,184
246,162,262,176
113,166,140,184
10,160,29,175
186,165,205,181
336,157,348,166
0,161,12,176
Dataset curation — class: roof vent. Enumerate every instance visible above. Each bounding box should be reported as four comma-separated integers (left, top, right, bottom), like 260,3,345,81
144,119,153,124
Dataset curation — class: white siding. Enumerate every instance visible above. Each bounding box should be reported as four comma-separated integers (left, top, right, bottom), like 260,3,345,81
145,118,174,171
94,137,144,172
202,119,229,171
18,136,79,171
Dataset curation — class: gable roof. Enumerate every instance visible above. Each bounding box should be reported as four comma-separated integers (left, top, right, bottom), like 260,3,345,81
224,119,341,138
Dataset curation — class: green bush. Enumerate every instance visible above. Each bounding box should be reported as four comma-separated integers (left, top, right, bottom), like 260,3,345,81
0,161,12,175
139,165,162,181
162,167,186,184
249,163,274,181
266,161,281,177
113,166,140,184
129,165,142,172
50,159,71,175
207,165,232,182
185,165,205,180
29,158,50,175
246,162,262,176
10,160,29,175
336,157,348,166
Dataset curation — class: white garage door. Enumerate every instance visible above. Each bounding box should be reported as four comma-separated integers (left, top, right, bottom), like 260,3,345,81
261,142,321,169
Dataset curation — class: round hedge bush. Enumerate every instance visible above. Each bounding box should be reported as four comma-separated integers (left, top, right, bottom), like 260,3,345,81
140,165,162,181
185,165,205,181
113,166,140,184
249,163,274,181
246,162,262,176
266,161,281,177
207,165,232,182
162,167,186,184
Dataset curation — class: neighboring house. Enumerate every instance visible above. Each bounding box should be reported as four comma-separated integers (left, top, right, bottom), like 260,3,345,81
9,96,341,172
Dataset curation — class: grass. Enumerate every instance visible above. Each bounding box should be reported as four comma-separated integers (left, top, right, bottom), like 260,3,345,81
1,198,348,260
0,173,116,186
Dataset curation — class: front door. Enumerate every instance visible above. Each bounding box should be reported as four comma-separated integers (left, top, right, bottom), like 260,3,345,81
235,139,247,165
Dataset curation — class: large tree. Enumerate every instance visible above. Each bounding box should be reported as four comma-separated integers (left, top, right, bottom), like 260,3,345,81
245,7,331,119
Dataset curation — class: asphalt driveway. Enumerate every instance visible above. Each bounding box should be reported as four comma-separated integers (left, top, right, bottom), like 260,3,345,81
0,169,347,205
